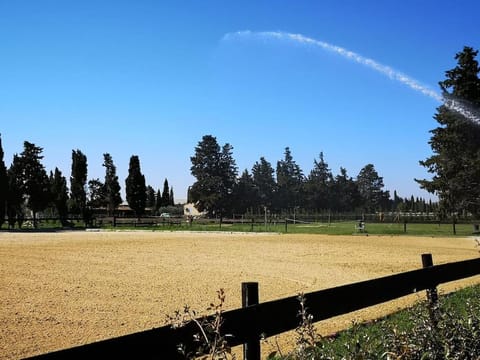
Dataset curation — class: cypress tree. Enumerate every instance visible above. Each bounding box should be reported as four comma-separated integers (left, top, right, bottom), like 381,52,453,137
103,153,122,216
161,179,170,207
125,155,146,217
70,149,87,220
0,135,7,228
6,155,24,228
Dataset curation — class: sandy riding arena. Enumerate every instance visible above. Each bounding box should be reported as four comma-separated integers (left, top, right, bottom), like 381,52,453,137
1,231,479,359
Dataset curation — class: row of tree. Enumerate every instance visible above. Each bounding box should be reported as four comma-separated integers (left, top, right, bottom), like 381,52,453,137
188,135,431,218
189,46,480,220
0,141,174,228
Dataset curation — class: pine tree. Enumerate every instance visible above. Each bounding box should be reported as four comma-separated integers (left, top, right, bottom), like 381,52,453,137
103,153,122,216
356,164,390,213
50,168,69,226
232,169,257,214
190,135,238,217
0,134,7,228
70,149,87,220
304,152,333,211
275,147,304,211
87,178,105,209
19,141,51,228
331,167,362,212
145,185,156,210
417,47,480,218
252,157,276,210
125,155,146,217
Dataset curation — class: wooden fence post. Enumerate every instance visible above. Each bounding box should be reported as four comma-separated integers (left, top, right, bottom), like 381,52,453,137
285,219,288,233
242,282,260,360
421,253,439,327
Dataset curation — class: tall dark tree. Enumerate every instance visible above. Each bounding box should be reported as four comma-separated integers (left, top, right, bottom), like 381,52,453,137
70,149,87,220
87,178,105,209
190,135,238,217
103,153,122,216
50,168,69,226
19,141,51,227
275,147,304,211
6,155,25,228
417,47,480,218
155,189,162,213
0,135,7,228
304,152,333,211
145,185,156,210
252,157,276,210
125,155,146,217
169,187,175,206
356,164,390,212
232,169,257,215
161,179,170,207
331,167,362,212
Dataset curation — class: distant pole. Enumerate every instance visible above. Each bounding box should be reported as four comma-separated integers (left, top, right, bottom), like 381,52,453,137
285,218,288,233
242,282,260,360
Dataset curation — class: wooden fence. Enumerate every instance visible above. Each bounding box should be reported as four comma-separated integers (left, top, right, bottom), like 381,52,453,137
27,254,480,360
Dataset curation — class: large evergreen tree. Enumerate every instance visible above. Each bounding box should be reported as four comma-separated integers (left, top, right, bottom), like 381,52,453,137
417,47,480,218
70,149,87,220
356,164,390,212
331,167,362,212
304,152,333,211
6,155,25,228
275,147,304,211
0,135,7,228
252,157,276,210
50,168,69,226
125,155,146,217
87,178,105,209
190,135,238,217
19,141,51,227
169,187,174,206
232,169,257,215
161,179,170,207
145,185,156,210
103,153,122,216
155,189,162,213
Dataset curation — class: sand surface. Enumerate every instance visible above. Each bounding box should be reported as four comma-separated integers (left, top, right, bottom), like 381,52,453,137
1,231,479,359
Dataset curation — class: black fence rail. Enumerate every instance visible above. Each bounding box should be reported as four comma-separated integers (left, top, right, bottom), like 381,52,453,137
27,255,480,360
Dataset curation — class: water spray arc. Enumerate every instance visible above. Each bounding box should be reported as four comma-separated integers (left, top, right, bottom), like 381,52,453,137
223,30,480,125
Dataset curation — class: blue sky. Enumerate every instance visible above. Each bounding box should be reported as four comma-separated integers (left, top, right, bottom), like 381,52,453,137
1,1,479,202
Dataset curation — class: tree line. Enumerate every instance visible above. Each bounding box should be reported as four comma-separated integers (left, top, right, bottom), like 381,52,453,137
189,46,480,221
188,135,435,219
0,141,174,229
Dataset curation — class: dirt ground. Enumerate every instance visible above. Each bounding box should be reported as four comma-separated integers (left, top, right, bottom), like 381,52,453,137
1,231,479,359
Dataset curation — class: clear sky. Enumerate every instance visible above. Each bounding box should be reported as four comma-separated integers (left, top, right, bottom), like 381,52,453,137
1,0,479,202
